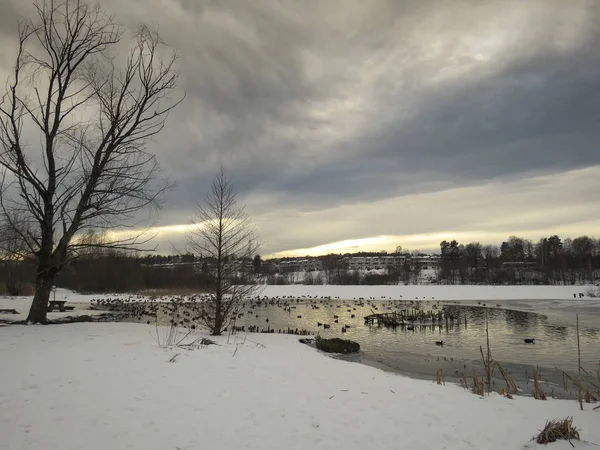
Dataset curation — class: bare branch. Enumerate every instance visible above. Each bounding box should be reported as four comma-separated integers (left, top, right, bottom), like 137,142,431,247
0,0,182,323
185,167,261,335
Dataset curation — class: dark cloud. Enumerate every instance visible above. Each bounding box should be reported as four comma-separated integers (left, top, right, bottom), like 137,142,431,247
1,0,599,254
152,0,600,210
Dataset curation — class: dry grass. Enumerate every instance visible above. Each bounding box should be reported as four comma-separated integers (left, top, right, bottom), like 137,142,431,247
460,373,469,391
461,309,518,398
476,310,518,395
436,368,445,385
499,388,513,399
461,374,469,391
533,369,547,400
534,417,580,446
562,371,598,404
472,368,485,396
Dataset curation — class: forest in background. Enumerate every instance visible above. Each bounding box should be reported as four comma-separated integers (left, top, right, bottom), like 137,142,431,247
1,234,599,295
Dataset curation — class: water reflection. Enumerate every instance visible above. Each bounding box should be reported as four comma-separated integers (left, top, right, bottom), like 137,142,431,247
125,299,600,374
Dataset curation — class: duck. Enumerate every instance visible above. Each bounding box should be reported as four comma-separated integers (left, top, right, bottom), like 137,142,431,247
524,338,535,344
435,341,444,347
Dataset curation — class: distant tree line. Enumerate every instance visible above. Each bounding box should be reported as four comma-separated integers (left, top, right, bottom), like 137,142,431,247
56,252,211,293
0,252,198,295
2,234,599,294
437,235,600,285
267,235,600,286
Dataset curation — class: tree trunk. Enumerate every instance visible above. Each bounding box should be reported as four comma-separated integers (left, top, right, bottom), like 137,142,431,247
213,294,222,336
26,270,55,324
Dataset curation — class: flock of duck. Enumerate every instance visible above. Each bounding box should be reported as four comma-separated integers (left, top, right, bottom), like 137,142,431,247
90,294,452,338
90,293,537,344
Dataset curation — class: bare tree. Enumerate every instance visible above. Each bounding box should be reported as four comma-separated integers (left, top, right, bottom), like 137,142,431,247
0,213,36,295
0,0,181,323
185,167,260,335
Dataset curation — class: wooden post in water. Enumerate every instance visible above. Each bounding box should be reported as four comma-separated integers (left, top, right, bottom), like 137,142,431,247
577,313,583,411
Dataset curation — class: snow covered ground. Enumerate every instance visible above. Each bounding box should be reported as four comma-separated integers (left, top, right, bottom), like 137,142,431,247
0,322,597,450
0,289,117,322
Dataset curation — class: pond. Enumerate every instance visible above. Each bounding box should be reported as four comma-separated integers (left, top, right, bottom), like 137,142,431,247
237,301,597,364
113,297,600,398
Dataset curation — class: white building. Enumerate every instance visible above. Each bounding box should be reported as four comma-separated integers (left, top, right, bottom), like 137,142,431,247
278,258,323,272
341,254,440,271
342,255,407,271
274,254,439,273
411,255,440,270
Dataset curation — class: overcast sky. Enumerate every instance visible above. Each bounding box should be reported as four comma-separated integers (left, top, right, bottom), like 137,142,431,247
2,0,600,257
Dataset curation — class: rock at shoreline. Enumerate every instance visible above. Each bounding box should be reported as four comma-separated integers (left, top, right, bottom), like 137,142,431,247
315,337,360,354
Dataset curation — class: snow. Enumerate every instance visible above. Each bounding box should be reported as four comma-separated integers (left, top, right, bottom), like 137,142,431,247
0,289,118,322
0,322,598,450
258,284,593,301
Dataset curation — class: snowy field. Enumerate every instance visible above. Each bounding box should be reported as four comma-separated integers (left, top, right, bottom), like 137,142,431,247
0,322,598,450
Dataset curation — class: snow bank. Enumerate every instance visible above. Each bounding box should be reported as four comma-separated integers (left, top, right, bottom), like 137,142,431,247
0,322,597,450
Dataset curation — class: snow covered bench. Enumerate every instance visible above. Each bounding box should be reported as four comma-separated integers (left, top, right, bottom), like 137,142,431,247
47,301,74,312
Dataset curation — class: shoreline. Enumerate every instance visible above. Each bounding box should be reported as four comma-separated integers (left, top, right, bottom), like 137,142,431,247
337,348,584,401
2,311,588,401
2,286,599,403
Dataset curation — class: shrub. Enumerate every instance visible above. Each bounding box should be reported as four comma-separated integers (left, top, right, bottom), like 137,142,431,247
534,417,580,445
315,336,360,354
585,286,600,298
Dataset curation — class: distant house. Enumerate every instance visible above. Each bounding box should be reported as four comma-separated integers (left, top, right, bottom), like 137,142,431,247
278,258,323,272
270,253,440,274
411,255,440,270
342,255,407,271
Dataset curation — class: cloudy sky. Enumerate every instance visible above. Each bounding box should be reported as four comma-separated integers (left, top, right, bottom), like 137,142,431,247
2,0,600,257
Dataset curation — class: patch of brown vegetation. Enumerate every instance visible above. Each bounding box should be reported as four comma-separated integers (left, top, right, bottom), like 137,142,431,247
534,417,580,446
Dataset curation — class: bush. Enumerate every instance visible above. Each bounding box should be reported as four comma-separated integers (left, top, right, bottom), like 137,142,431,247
0,281,35,296
585,286,600,298
534,417,580,445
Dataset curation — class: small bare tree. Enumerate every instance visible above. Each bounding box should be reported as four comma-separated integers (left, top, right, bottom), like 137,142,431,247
186,167,260,335
0,213,35,295
0,0,181,323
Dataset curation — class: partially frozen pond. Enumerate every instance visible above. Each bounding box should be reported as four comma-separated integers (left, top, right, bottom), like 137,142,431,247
231,300,599,371
112,297,600,398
